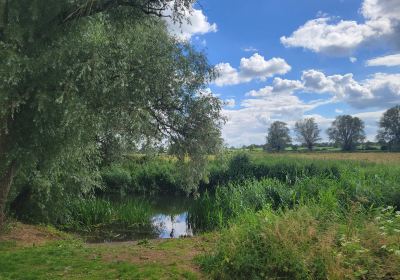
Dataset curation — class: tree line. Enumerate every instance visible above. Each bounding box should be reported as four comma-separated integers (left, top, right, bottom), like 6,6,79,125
265,105,400,152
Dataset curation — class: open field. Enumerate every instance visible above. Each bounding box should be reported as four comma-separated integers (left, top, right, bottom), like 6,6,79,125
248,151,400,164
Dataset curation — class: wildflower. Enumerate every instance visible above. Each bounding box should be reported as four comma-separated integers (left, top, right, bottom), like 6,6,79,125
379,226,386,230
395,250,400,256
375,216,381,221
381,245,387,249
394,229,400,233
386,220,393,224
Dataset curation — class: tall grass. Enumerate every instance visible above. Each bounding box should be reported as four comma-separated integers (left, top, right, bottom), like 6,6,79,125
64,198,152,232
193,153,400,279
199,206,400,279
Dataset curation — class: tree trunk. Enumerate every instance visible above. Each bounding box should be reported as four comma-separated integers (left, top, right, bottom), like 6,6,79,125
0,161,15,228
0,117,15,228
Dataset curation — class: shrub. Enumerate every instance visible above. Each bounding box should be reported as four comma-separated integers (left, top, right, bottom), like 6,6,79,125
199,206,400,279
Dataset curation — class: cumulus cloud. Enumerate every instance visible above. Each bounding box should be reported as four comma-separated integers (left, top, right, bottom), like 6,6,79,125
220,69,396,146
165,4,217,40
300,70,400,109
246,78,303,97
222,96,318,146
214,53,291,86
281,0,400,55
366,53,400,66
221,77,331,146
244,68,400,110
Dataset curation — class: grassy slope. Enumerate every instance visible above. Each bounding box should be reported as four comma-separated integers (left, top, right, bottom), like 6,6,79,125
0,223,215,280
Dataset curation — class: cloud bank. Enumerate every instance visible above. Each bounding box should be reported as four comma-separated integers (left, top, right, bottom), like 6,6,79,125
281,0,400,55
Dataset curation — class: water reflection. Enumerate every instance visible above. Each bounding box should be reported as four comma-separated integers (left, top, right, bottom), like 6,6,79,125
152,212,193,238
87,195,194,243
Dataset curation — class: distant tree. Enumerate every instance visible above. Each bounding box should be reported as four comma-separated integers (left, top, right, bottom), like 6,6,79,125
377,105,400,151
266,121,291,152
294,118,321,151
327,115,365,151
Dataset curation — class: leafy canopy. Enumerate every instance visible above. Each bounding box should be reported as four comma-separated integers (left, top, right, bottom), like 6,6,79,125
266,121,291,152
0,0,223,222
327,115,365,151
294,118,321,151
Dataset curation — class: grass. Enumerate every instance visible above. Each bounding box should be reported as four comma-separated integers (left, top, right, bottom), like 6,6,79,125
269,152,400,164
0,225,215,280
191,152,400,279
64,198,153,235
199,206,400,279
0,240,200,279
4,151,400,279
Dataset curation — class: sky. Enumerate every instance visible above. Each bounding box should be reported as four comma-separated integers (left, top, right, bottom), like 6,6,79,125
167,0,400,147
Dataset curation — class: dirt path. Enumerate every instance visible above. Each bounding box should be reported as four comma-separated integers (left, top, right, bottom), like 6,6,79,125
0,221,66,246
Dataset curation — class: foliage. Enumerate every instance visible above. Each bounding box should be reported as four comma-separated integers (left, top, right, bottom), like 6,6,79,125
294,118,321,150
266,121,291,152
327,115,365,151
1,0,223,225
377,105,400,151
64,198,152,233
199,206,400,280
190,153,400,232
100,157,183,196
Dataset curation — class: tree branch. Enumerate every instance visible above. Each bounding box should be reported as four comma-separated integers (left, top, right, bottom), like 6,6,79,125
58,0,174,25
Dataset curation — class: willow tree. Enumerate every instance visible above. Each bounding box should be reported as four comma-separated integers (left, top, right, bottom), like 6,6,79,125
0,0,223,226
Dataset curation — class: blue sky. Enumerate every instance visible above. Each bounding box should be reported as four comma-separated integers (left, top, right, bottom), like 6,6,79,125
168,0,400,146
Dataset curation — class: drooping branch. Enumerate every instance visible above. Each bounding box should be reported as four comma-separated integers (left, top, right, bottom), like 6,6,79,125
57,0,192,25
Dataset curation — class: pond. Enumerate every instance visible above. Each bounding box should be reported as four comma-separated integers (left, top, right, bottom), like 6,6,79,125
87,195,194,243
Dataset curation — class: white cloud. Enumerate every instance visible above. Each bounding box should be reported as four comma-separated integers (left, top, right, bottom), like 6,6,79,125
224,98,236,108
165,4,217,40
301,70,400,109
350,57,358,63
243,68,400,110
220,68,396,146
302,69,335,92
221,77,331,146
222,97,317,146
246,78,303,97
366,53,400,66
281,0,400,55
214,53,291,86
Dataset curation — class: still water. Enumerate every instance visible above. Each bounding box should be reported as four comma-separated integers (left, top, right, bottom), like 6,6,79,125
88,195,194,243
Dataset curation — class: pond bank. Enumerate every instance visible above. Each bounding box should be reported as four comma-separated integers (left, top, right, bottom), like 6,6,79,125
0,221,215,279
